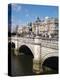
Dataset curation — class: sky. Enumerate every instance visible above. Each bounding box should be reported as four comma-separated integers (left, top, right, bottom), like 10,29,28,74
8,4,58,32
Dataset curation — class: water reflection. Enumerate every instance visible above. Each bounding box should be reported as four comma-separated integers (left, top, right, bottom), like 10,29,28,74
10,53,58,76
11,54,34,76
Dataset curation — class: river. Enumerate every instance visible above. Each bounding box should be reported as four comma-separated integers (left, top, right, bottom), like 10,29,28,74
8,52,58,76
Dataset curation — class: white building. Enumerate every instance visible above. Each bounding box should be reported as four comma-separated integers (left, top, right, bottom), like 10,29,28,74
32,17,58,38
17,26,23,34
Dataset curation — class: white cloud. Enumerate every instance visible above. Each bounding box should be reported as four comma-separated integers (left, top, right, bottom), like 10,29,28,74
11,19,22,28
12,4,22,12
26,14,29,17
17,6,22,11
25,9,30,18
11,24,16,32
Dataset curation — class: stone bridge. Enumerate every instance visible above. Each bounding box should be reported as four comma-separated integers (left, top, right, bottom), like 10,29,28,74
8,35,58,73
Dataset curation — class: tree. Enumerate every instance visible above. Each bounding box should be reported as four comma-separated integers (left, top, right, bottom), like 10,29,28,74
36,17,41,22
28,22,32,26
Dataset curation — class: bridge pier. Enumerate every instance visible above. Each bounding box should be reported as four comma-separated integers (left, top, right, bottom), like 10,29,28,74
14,40,19,56
33,59,43,74
14,48,19,56
33,36,43,74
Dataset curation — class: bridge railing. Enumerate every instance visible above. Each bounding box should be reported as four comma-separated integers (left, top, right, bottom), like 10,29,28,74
41,41,58,49
9,36,58,50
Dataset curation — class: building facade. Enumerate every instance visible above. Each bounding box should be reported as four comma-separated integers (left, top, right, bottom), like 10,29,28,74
32,17,58,38
15,17,58,38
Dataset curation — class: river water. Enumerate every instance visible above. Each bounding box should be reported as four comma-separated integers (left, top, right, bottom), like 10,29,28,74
9,52,58,76
11,54,35,76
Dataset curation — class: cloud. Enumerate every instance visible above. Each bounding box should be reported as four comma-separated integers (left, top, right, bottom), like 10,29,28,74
12,4,22,12
25,9,30,18
17,6,22,11
11,23,16,32
26,14,29,17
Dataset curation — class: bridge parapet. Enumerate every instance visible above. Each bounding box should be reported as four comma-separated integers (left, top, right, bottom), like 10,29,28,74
41,41,58,50
9,36,58,50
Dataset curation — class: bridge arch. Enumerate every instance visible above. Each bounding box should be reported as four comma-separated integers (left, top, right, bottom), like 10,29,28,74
8,42,15,56
8,42,15,48
42,56,58,72
42,52,58,72
42,52,58,63
19,45,34,58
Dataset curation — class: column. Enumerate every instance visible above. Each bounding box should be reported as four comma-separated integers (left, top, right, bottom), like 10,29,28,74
14,36,19,56
33,36,43,74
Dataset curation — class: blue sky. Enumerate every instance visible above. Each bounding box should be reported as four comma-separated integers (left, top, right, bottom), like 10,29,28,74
10,4,58,31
